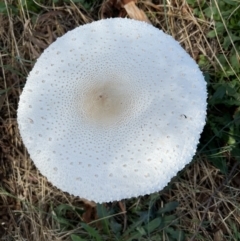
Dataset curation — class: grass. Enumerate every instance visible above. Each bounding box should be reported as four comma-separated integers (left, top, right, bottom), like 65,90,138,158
0,0,240,240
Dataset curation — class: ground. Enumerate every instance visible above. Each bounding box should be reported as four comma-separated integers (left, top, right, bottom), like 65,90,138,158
0,0,240,240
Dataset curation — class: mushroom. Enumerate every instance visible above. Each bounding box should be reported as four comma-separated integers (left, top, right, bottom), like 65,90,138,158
17,18,207,203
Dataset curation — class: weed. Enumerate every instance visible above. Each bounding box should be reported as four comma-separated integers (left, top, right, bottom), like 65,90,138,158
0,0,42,15
65,199,184,241
186,0,240,173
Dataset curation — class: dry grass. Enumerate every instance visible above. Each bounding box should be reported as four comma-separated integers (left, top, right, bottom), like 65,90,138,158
0,0,239,240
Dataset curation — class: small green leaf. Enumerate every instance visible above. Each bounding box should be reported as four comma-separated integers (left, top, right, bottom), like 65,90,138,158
144,217,162,234
52,215,74,229
203,72,210,84
136,226,147,235
110,220,122,235
162,215,178,226
210,157,228,174
0,2,18,14
230,53,239,70
212,85,226,100
54,204,73,216
124,231,142,241
81,223,102,241
123,212,148,238
136,211,150,223
222,0,237,6
198,55,209,67
233,108,240,128
231,147,240,162
204,6,218,18
166,227,185,241
215,22,225,33
207,30,217,38
223,34,240,50
96,204,110,234
158,201,179,214
70,234,87,241
0,2,7,12
186,0,196,5
227,135,236,145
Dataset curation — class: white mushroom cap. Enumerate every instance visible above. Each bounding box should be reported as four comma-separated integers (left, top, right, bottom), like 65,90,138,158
17,18,207,203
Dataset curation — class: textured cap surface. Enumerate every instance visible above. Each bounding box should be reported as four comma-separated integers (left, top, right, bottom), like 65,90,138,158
17,18,207,203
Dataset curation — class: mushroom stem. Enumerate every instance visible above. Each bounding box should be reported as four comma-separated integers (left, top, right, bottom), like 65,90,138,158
122,0,151,24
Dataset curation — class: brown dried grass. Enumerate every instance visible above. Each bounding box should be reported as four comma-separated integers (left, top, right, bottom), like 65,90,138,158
0,0,239,240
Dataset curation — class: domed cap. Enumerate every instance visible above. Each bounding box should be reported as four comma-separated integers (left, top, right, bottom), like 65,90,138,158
17,18,207,203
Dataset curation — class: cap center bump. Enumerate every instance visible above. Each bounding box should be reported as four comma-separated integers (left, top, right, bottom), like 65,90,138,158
81,80,132,126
